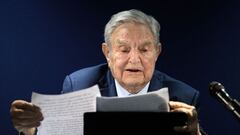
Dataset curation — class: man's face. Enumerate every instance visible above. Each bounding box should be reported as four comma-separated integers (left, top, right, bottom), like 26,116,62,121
102,23,161,92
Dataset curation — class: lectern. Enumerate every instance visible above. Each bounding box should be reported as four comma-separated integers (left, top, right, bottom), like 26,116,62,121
84,112,189,135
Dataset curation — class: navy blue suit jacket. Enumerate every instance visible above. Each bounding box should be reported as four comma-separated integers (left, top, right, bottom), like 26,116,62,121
28,63,206,135
60,63,207,135
62,63,199,107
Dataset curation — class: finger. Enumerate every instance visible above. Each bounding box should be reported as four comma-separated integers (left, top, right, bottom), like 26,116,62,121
170,108,193,125
11,100,41,112
169,101,194,110
169,101,197,120
11,109,43,119
174,119,198,133
172,109,198,133
170,108,192,117
174,125,191,133
188,108,198,123
13,118,42,128
10,100,42,120
171,107,198,122
12,112,43,128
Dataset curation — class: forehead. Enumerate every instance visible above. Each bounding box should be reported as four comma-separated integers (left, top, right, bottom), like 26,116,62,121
111,23,154,42
116,39,153,47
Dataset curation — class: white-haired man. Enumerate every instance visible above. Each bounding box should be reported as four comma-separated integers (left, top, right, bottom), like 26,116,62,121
10,9,206,135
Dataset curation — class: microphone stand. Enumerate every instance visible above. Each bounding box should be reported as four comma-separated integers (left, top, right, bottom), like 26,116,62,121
209,81,240,122
230,99,240,121
217,92,240,122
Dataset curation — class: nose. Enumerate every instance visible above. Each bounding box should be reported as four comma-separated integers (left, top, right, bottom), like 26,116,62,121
129,50,141,64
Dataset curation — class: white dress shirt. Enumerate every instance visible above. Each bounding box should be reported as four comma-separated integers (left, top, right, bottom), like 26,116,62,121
115,79,150,97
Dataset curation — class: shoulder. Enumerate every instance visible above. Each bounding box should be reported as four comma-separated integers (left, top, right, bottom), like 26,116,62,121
69,63,108,80
62,63,108,93
152,70,199,106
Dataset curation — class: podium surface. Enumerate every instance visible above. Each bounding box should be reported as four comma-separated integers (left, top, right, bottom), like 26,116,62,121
84,112,189,135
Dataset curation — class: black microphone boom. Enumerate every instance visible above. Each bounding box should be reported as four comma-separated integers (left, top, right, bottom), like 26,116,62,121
209,81,240,121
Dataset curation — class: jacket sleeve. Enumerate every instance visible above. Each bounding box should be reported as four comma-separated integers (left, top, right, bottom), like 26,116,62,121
61,75,73,93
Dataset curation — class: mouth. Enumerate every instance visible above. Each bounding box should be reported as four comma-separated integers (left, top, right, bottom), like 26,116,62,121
125,69,142,72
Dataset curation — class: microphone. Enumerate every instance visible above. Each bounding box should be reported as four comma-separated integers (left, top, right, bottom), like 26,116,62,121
209,81,240,121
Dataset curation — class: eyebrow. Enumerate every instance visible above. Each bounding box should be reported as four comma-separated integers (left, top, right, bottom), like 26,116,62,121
116,39,129,45
141,41,152,46
116,39,153,46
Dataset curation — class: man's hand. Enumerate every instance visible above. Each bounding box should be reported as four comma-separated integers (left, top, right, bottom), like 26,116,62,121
10,100,43,135
169,101,201,135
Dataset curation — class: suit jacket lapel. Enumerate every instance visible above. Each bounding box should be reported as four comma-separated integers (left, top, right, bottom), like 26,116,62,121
148,71,178,101
148,71,164,92
98,69,117,97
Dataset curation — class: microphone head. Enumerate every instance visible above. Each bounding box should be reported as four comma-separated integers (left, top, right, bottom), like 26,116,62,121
209,81,225,96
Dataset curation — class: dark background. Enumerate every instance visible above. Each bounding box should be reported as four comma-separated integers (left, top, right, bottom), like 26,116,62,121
1,0,239,134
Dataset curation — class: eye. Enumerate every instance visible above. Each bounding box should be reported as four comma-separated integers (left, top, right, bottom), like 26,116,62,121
121,49,130,53
140,48,148,53
119,46,130,53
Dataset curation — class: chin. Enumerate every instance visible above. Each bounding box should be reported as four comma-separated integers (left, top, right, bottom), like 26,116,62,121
123,81,144,87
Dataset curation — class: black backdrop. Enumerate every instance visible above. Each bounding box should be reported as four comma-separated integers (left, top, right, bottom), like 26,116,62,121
1,0,239,134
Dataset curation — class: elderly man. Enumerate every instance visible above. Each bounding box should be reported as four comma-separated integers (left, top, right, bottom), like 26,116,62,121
10,9,205,135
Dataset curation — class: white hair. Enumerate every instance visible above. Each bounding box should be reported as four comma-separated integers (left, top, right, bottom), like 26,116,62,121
104,9,161,45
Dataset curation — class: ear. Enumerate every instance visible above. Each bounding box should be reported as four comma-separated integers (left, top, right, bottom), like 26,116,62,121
102,43,110,61
155,42,162,61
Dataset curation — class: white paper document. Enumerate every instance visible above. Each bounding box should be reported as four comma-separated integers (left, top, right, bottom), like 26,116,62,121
31,86,169,135
97,87,169,112
31,85,100,135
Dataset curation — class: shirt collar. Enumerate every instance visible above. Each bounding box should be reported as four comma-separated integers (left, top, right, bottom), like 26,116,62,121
115,79,150,97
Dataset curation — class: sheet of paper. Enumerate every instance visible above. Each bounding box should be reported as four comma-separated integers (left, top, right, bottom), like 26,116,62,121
97,87,169,112
31,85,100,135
